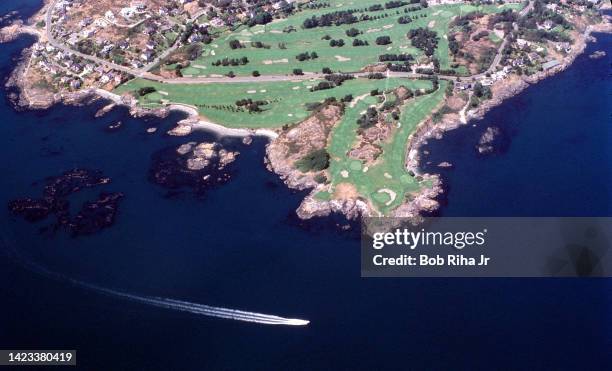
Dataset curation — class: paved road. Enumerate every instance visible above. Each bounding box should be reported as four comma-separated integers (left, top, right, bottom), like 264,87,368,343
44,1,534,86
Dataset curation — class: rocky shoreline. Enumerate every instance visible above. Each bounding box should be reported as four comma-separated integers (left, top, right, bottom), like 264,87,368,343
402,22,612,220
2,2,610,222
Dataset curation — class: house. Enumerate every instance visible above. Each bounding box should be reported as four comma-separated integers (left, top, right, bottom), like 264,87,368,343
105,10,115,22
516,38,531,49
537,20,554,31
455,82,472,91
555,42,571,53
120,7,137,19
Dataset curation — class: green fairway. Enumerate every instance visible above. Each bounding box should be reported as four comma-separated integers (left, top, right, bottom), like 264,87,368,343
181,2,518,77
326,80,447,214
115,77,426,129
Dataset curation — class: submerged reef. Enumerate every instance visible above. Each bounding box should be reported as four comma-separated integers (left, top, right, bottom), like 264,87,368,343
8,169,123,237
149,141,239,196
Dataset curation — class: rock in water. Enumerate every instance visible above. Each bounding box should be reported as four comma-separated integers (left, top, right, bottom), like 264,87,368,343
476,126,502,154
149,142,239,194
68,192,124,237
8,169,123,237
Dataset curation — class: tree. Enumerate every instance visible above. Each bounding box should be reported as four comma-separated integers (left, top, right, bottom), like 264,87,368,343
295,149,330,172
322,67,333,74
137,87,156,96
346,28,360,37
228,40,243,49
376,36,392,45
293,68,304,75
252,70,260,77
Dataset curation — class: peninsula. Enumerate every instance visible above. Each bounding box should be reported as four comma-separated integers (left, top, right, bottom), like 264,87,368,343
2,0,610,220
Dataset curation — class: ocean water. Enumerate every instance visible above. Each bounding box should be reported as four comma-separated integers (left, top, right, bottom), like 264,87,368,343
421,33,612,217
0,2,611,370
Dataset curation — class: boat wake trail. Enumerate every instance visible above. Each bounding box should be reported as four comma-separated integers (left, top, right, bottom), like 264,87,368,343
1,236,309,326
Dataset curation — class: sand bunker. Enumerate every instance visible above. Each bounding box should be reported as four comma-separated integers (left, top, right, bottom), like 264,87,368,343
335,55,351,62
377,189,397,206
263,58,289,65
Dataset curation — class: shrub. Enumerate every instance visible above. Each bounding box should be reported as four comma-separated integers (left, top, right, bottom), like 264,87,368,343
346,28,360,37
376,36,392,45
295,149,330,172
137,87,156,96
228,40,244,49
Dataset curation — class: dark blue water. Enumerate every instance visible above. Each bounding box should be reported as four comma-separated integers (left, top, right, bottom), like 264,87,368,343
0,2,611,370
421,33,612,217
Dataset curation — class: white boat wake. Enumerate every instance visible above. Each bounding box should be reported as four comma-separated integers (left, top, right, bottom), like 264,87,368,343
2,235,309,326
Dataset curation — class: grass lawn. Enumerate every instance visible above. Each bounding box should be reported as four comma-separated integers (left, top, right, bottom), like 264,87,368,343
181,2,519,77
115,77,424,129
326,80,447,214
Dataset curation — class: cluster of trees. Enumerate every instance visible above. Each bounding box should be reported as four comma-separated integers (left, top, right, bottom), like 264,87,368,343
301,3,406,29
353,39,369,46
302,10,359,28
402,3,423,12
211,57,249,66
388,63,411,72
296,51,319,61
235,98,269,113
375,36,392,45
367,73,386,79
473,82,492,100
488,9,517,28
450,11,483,32
325,73,355,85
472,30,490,42
300,2,331,11
448,34,460,56
137,87,156,96
520,0,571,30
329,39,345,47
384,1,410,9
407,28,439,56
295,149,330,172
346,28,361,37
228,40,244,49
357,107,379,129
310,74,355,92
247,11,273,27
398,16,413,24
379,53,413,62
251,41,271,49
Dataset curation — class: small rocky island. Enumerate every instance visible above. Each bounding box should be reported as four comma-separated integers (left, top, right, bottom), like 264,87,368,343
8,169,123,237
476,126,505,155
149,141,239,195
